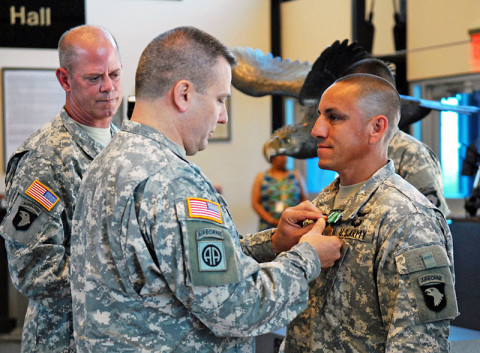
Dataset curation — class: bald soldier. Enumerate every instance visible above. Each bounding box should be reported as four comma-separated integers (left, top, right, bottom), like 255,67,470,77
0,25,122,352
283,74,458,352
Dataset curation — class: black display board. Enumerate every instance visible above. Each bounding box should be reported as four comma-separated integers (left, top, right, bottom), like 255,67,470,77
0,0,85,49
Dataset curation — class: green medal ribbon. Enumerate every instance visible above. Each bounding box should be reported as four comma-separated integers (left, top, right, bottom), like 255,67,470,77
327,210,342,224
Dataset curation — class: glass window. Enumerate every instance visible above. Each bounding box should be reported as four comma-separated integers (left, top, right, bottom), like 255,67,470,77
412,76,480,204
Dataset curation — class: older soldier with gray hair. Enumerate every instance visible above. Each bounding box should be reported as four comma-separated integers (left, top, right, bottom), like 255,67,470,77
0,25,122,352
70,26,342,352
282,74,458,352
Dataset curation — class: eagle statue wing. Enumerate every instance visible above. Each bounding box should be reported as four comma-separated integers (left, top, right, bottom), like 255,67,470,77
299,39,370,106
230,46,311,99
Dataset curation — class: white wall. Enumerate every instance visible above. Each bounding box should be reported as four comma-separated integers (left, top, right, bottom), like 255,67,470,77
281,0,398,64
408,0,480,81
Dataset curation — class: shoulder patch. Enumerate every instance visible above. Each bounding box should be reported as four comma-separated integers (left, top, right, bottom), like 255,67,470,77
419,274,447,312
187,197,222,224
184,221,240,286
395,244,458,323
25,180,59,211
13,200,41,231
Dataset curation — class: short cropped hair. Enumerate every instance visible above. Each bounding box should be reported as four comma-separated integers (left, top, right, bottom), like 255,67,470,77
135,26,236,101
335,73,401,142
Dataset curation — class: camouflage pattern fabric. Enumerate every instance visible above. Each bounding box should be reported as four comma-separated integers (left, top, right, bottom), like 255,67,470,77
283,161,458,353
70,120,321,352
0,110,118,353
389,130,450,217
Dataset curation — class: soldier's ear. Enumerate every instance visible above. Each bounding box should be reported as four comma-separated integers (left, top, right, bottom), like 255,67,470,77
368,115,388,144
172,80,192,113
56,68,71,92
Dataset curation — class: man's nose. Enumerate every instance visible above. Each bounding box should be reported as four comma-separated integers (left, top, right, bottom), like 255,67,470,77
311,115,327,139
101,76,114,92
218,104,228,124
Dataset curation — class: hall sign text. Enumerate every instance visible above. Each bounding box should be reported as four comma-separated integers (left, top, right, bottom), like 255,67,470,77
10,6,52,27
0,1,85,49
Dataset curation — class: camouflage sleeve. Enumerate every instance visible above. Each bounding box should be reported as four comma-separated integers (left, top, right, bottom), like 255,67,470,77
0,153,71,310
197,242,320,337
377,216,457,352
141,181,321,337
240,228,277,262
393,145,449,216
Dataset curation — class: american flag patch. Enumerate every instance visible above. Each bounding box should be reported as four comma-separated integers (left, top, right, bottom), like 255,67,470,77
187,197,223,224
25,180,59,211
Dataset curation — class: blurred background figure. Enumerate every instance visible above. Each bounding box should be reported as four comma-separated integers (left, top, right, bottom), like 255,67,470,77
252,155,308,230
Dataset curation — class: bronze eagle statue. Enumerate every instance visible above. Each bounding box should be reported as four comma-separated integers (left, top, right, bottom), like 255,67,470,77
230,40,480,161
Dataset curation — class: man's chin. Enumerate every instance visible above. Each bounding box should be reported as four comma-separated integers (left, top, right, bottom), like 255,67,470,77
98,108,119,120
317,160,334,171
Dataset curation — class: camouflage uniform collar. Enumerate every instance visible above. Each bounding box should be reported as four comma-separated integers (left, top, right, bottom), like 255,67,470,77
314,161,395,221
121,120,187,159
60,109,112,159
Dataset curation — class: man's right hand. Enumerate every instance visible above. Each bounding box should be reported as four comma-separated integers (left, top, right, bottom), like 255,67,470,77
299,218,342,269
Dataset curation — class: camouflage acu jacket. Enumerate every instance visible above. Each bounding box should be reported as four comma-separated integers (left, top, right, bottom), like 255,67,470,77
389,130,450,217
71,120,321,352
283,161,458,353
0,110,118,353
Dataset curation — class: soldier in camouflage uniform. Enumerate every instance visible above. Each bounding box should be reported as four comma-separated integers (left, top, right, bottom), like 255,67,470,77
0,25,122,352
70,26,342,352
389,130,450,216
282,74,458,352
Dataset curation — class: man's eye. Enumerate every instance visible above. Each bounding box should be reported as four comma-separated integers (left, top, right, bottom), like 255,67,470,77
88,76,100,82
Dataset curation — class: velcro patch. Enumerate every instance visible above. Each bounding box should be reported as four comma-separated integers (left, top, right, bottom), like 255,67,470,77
187,197,222,224
419,274,447,312
182,221,240,287
198,240,227,271
395,244,458,323
25,180,59,211
1,194,54,246
13,200,41,231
